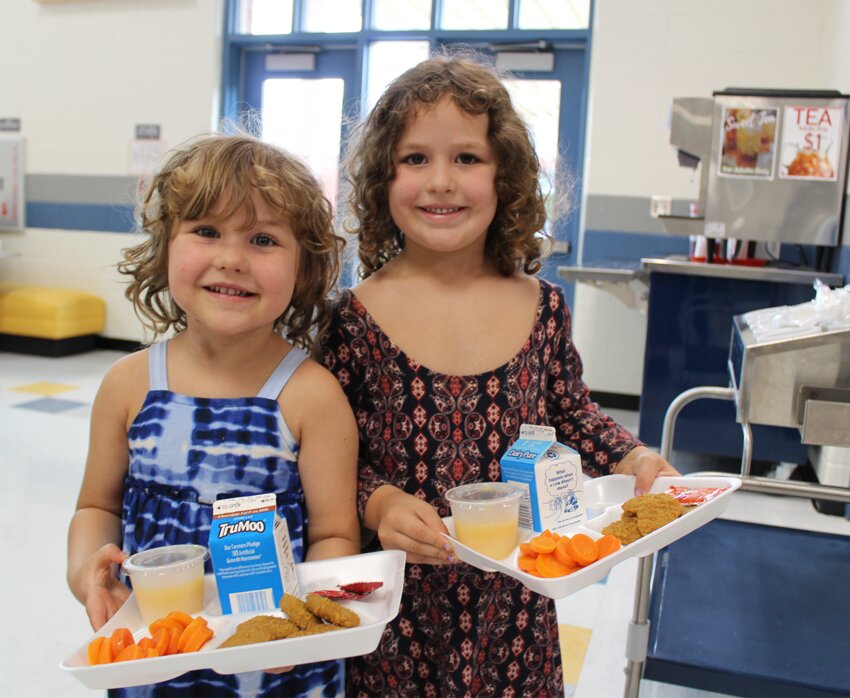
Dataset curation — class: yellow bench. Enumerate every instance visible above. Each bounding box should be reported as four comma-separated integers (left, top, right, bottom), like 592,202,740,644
0,284,105,356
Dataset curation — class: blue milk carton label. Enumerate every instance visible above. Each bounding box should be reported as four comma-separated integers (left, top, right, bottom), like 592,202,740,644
500,424,585,533
209,493,300,615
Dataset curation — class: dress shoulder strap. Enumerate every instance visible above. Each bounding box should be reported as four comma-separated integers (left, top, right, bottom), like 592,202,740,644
148,340,169,391
257,347,308,400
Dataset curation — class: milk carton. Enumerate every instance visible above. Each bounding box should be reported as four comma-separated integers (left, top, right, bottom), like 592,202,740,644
208,493,300,615
500,424,585,533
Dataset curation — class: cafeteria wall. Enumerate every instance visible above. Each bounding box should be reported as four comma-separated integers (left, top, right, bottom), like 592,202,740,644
1,0,223,342
1,2,849,375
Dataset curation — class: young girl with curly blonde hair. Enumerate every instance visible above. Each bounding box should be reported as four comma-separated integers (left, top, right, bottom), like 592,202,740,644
68,133,360,697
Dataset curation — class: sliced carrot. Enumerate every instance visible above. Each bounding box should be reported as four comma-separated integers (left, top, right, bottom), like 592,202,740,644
98,635,114,664
151,627,172,656
517,554,539,573
166,611,194,628
144,647,160,658
109,627,134,658
177,617,209,653
535,552,572,578
553,538,579,569
181,626,214,653
528,535,556,554
165,626,182,655
87,636,107,666
596,534,622,559
518,542,537,558
138,637,155,651
567,533,599,566
149,616,184,637
114,644,144,662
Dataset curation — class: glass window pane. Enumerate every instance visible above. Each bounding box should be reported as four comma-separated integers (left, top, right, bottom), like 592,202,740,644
503,79,562,224
302,0,362,32
366,41,431,111
372,0,432,30
440,0,508,30
261,78,345,204
519,0,590,30
238,0,293,35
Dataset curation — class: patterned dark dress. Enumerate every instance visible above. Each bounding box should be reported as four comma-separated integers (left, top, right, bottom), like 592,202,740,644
116,340,343,698
322,278,641,697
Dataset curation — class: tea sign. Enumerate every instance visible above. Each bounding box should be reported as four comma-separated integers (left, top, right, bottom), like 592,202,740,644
779,105,843,180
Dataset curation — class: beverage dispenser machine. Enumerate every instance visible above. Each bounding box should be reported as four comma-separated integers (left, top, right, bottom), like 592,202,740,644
661,88,849,265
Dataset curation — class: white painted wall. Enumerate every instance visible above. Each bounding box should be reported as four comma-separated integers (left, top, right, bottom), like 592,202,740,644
0,0,222,342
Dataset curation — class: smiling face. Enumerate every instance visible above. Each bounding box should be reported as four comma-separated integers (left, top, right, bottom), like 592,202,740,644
388,97,498,261
167,189,299,339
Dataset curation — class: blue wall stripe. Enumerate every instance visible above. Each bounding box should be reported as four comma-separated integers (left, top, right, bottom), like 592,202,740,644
26,202,135,233
582,229,689,267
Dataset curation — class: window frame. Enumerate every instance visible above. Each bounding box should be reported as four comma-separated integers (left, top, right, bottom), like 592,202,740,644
221,0,594,293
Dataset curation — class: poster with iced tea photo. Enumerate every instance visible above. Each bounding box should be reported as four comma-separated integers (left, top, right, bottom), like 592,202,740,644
779,105,842,181
718,107,778,178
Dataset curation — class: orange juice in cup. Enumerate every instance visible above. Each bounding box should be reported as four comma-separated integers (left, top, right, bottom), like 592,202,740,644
445,483,523,559
122,544,209,624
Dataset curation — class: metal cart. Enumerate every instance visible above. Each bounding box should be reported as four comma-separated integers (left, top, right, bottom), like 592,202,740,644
624,314,850,697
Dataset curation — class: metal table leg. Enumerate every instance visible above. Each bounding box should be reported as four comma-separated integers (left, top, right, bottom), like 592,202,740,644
623,385,735,698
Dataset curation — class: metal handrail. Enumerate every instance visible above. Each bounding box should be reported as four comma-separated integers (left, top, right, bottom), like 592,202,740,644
624,384,850,698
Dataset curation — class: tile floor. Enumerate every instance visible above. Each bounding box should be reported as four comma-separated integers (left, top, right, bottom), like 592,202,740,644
1,350,848,698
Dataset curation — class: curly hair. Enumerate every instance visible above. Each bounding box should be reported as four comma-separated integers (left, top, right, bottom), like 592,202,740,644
118,132,343,357
342,52,552,278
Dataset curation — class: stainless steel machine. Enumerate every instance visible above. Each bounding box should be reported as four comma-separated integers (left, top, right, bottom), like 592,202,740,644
660,88,850,255
625,316,850,697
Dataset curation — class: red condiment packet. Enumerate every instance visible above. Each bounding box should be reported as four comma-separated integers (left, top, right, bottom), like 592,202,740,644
339,581,383,594
663,485,728,506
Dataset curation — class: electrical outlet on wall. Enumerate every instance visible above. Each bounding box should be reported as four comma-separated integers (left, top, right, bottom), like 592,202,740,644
650,195,672,218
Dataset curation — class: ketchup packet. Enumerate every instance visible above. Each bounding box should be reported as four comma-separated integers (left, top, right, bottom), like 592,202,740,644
663,485,728,507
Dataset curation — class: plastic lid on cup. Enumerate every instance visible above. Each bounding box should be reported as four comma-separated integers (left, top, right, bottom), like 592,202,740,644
444,482,523,504
122,544,209,578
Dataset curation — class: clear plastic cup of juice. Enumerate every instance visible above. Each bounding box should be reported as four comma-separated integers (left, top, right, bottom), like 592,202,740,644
445,482,523,560
122,544,209,624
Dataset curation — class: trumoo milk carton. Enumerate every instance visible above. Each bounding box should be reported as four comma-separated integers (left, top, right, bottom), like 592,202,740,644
209,493,300,615
500,424,585,533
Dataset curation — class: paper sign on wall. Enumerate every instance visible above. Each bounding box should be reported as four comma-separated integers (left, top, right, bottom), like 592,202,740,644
0,136,25,230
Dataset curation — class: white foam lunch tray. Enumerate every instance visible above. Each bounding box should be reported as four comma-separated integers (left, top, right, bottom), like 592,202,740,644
444,475,741,598
60,549,405,690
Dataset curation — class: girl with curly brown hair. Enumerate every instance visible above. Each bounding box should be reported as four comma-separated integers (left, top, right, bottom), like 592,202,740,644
68,133,360,696
322,54,678,696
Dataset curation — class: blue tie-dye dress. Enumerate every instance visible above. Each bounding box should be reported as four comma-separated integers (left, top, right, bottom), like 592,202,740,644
114,340,343,698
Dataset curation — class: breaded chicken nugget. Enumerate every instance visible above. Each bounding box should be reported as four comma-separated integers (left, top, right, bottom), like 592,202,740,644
305,593,361,628
280,593,321,629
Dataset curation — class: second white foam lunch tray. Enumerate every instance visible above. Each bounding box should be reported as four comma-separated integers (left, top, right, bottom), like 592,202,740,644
60,549,405,690
444,474,741,599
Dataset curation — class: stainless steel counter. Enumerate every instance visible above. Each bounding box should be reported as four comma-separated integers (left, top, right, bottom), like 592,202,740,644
640,256,844,285
558,256,843,286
